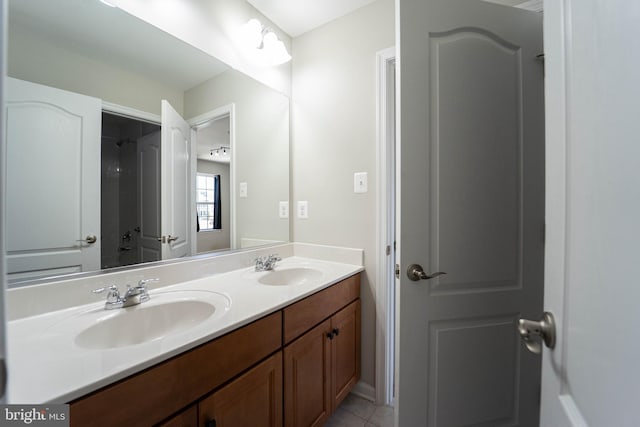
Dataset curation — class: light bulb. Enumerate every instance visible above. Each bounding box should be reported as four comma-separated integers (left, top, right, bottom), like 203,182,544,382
262,31,291,65
241,19,263,49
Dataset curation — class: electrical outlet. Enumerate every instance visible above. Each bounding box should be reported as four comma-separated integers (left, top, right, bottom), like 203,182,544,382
239,182,248,198
279,201,289,219
297,201,309,219
354,172,368,193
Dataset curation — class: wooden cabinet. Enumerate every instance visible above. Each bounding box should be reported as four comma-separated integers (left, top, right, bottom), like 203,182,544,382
284,320,332,427
157,406,198,427
330,300,361,409
284,276,361,427
69,273,361,427
199,352,283,427
70,312,281,427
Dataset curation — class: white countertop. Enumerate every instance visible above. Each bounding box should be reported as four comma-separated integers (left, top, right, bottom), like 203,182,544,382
7,255,363,403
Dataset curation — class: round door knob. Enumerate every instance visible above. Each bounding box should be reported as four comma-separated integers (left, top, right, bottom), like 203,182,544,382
76,235,97,244
518,312,556,354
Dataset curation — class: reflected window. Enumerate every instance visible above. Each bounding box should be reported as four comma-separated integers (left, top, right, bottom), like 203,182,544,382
196,173,221,231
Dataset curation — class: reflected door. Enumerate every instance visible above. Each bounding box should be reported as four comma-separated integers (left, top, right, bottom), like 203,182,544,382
5,77,101,281
397,1,545,425
161,100,192,259
137,130,162,263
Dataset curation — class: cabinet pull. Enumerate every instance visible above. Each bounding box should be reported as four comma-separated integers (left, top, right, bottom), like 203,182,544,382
204,420,217,427
326,331,334,340
332,328,340,337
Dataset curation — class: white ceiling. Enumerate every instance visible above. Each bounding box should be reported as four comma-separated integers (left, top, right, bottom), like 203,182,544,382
196,116,232,164
246,0,378,37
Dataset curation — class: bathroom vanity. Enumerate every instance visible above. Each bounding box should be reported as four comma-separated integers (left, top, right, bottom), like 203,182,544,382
71,273,360,427
7,244,363,427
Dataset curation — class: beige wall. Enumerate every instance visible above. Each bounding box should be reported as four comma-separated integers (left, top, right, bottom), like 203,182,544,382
291,0,395,392
8,23,184,115
185,70,290,248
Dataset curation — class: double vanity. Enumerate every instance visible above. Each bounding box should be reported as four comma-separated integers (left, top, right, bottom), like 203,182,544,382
7,243,364,426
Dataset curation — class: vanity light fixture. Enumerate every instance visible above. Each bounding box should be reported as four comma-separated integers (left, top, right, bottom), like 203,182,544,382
240,19,291,66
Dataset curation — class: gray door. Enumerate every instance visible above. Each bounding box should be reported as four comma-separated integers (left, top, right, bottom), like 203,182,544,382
397,0,544,425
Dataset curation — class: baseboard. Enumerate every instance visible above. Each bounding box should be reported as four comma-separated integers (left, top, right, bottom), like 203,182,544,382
351,381,376,402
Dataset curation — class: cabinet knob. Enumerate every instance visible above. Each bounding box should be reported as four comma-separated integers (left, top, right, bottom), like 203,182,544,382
326,332,334,340
332,328,340,337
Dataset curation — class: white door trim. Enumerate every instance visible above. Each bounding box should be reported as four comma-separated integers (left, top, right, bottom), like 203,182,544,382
188,104,237,250
0,0,8,403
102,101,160,124
375,46,396,406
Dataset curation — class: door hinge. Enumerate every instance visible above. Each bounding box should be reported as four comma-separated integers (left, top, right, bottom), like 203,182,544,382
395,264,400,279
386,245,391,256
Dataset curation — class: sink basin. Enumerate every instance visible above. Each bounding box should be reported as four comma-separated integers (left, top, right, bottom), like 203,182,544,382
52,290,230,350
258,267,323,286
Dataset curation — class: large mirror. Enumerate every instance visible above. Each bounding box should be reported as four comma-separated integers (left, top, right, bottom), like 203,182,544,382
5,0,290,285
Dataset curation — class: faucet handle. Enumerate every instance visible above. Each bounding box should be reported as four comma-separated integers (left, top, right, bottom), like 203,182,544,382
138,278,159,288
93,285,119,295
93,285,120,303
133,278,159,302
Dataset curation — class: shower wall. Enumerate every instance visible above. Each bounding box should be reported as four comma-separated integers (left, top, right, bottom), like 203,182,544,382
101,113,160,269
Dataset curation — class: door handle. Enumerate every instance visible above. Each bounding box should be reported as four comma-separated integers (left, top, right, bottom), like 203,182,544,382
518,312,556,354
406,264,446,281
76,235,97,244
167,235,179,243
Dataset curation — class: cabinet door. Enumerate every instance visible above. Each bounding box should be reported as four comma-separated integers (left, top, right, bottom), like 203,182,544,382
199,352,283,427
156,405,198,427
284,319,332,427
331,300,361,410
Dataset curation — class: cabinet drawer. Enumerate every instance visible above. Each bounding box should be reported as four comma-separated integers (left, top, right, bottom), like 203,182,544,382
199,352,283,427
283,274,360,344
70,312,282,427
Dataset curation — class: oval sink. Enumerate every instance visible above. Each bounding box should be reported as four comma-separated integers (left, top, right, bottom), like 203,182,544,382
59,291,230,350
258,267,323,286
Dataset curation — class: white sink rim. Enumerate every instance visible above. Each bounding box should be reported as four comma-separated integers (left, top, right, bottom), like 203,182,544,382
256,267,324,286
45,290,231,351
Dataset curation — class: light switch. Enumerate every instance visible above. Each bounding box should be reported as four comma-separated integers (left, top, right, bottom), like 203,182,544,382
354,172,368,193
297,201,309,219
279,201,289,219
239,182,248,198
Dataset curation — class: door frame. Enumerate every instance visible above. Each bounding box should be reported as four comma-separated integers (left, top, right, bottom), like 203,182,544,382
188,104,236,252
375,46,397,406
102,102,161,125
0,0,8,402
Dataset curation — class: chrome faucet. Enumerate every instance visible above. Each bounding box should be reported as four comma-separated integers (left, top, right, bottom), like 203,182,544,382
255,254,282,271
93,278,159,310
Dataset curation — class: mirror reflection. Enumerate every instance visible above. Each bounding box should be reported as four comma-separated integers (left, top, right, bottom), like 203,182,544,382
5,0,290,285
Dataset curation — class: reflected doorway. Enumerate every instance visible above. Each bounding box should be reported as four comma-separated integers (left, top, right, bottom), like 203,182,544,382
100,112,160,269
193,114,232,253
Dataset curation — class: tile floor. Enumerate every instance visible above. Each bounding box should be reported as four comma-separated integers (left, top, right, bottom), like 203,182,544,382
324,394,394,427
